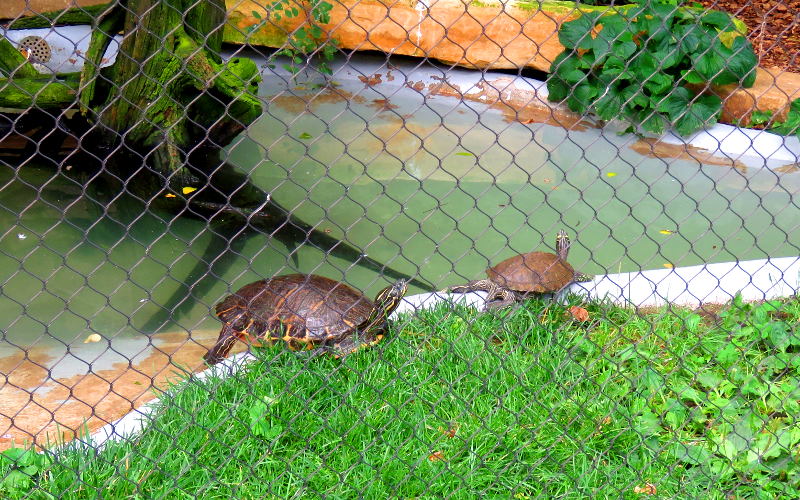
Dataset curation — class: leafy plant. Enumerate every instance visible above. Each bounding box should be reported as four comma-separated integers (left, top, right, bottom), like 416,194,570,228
755,98,800,138
0,447,52,498
547,3,758,136
249,0,337,76
247,395,284,440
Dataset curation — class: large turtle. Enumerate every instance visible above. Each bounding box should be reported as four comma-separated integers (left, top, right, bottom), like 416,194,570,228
203,274,408,364
450,230,591,309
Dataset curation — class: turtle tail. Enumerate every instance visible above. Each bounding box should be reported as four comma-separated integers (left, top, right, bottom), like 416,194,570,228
203,324,242,365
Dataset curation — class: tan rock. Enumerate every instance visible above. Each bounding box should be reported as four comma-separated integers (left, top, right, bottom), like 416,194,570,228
224,0,585,73
0,0,107,20
716,67,800,125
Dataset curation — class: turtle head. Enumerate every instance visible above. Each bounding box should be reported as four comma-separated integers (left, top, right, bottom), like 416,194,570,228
365,279,408,330
555,229,570,261
374,279,408,315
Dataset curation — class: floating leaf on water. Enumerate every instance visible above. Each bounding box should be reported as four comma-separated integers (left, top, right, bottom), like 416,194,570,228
164,193,177,198
659,229,674,235
455,152,474,157
84,334,102,343
298,132,313,139
182,187,197,195
606,172,617,177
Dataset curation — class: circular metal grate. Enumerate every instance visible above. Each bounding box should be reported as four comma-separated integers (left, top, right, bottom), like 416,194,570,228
18,36,52,63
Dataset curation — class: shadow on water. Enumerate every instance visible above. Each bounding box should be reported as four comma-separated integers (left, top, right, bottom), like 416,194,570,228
0,120,432,335
138,151,434,332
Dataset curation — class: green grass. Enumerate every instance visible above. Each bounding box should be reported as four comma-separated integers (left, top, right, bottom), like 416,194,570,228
4,294,800,498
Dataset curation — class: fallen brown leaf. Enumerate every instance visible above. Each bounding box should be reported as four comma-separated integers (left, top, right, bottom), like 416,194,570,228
439,422,459,438
633,483,657,495
567,306,590,322
428,451,445,461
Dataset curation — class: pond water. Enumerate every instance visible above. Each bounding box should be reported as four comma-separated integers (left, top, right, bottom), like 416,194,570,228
227,57,800,298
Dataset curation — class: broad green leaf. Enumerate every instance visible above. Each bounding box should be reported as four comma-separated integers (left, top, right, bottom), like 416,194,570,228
669,442,712,465
674,94,722,135
718,439,739,461
692,44,726,82
595,90,623,120
632,52,659,81
546,77,571,102
656,86,691,118
674,22,715,56
741,375,768,397
1,469,31,489
716,344,739,367
558,12,602,50
701,10,734,30
643,72,674,95
1,447,29,464
717,36,758,87
635,409,663,436
696,372,722,389
620,85,649,109
567,83,599,113
638,110,668,134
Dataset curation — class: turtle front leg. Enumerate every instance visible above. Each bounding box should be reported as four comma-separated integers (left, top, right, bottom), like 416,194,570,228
449,279,494,294
203,324,244,365
450,279,517,311
308,331,383,359
484,288,518,310
450,279,505,309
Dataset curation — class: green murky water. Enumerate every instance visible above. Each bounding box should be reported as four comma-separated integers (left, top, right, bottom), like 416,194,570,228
227,72,800,292
2,68,800,353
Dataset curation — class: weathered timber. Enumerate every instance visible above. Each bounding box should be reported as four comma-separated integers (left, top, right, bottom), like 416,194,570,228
3,4,111,28
78,5,123,114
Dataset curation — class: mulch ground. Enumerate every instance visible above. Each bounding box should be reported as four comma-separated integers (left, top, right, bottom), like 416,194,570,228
700,0,799,71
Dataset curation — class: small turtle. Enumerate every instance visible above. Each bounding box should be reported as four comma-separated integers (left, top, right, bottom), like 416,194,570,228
450,230,592,309
203,274,408,364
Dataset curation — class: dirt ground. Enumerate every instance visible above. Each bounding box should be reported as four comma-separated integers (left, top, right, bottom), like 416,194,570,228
700,0,799,71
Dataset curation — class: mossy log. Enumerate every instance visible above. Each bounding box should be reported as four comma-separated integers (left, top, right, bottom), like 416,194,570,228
1,0,262,181
95,0,261,179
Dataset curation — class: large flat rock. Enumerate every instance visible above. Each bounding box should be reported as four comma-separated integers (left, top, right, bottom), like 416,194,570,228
225,0,584,72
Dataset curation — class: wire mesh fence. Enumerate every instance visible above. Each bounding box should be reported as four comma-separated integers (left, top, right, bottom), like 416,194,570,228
1,0,799,497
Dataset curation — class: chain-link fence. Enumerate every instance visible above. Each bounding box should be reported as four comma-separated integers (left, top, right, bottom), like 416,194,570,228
1,0,799,497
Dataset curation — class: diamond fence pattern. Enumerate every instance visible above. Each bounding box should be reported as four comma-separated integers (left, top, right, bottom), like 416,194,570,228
1,0,800,497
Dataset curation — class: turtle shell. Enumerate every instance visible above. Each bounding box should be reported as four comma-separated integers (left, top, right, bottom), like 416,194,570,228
215,274,375,345
486,251,575,293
